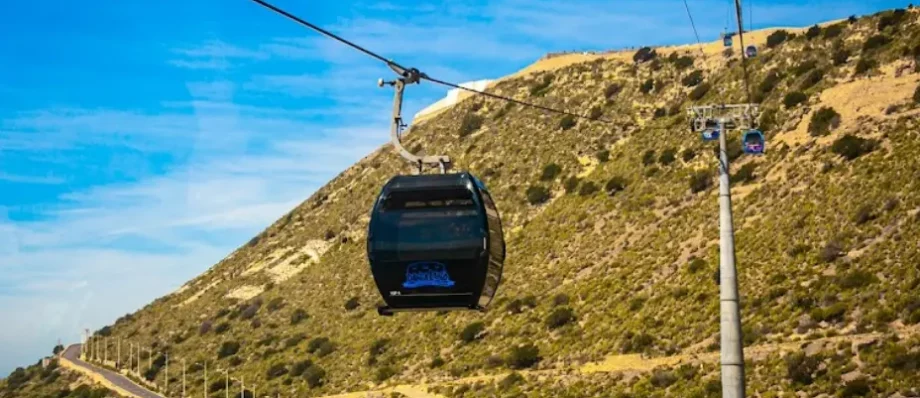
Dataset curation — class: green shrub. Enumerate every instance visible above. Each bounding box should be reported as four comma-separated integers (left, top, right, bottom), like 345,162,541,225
266,363,288,380
819,240,844,263
430,356,445,368
783,91,807,108
642,150,656,166
672,55,695,69
639,79,654,94
731,163,757,184
681,148,696,162
604,176,627,196
290,359,314,376
344,297,360,311
529,74,554,96
833,48,851,65
799,69,824,90
633,46,657,63
240,303,259,320
459,322,485,343
498,372,524,390
303,365,326,388
793,59,817,77
808,107,841,136
838,269,878,289
604,83,622,98
852,204,877,225
459,113,483,138
823,23,844,39
653,107,666,118
285,333,306,348
217,341,240,359
369,338,390,357
854,57,876,75
588,106,603,120
841,377,873,397
507,344,541,369
811,302,848,323
766,30,789,47
913,84,920,104
375,366,398,382
689,82,711,100
290,308,308,325
563,176,580,194
559,114,577,130
681,70,704,87
595,149,610,163
805,25,821,39
578,182,599,196
658,148,677,165
214,322,230,334
687,257,706,273
267,297,284,312
689,171,712,193
785,352,820,385
552,293,570,306
526,185,551,204
831,134,876,160
650,369,678,388
849,15,858,24
540,163,562,181
758,70,781,94
545,307,575,329
862,35,890,52
877,9,907,31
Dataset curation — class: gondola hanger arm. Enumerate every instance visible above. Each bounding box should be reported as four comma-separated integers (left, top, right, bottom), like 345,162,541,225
380,69,451,175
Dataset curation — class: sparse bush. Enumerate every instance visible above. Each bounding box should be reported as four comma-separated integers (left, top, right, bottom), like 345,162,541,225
688,257,706,273
913,84,920,104
633,46,657,63
833,48,850,65
689,171,712,193
290,308,308,325
540,163,562,181
214,322,230,334
808,107,841,136
369,338,390,357
823,23,844,39
862,35,890,52
604,176,627,196
785,352,820,385
642,150,656,166
552,293,570,306
545,307,575,329
526,185,551,204
849,15,858,24
650,369,678,388
240,303,259,320
563,176,580,194
459,113,483,138
792,59,817,77
689,82,711,100
659,148,677,165
731,163,757,184
290,359,314,376
507,343,541,369
266,363,288,380
783,91,808,108
820,240,844,263
682,70,704,87
653,107,666,118
267,297,284,312
853,204,877,225
639,79,654,94
766,30,789,47
877,9,906,31
681,148,696,162
831,134,877,160
595,149,610,163
199,320,212,335
604,83,622,98
841,377,873,397
673,55,694,69
430,356,445,368
344,297,360,311
799,69,824,90
559,114,577,130
838,269,878,289
588,106,603,120
578,182,598,196
217,341,240,359
285,333,307,348
459,322,485,343
303,365,326,388
529,74,554,96
854,57,876,75
323,229,335,240
758,70,781,95
811,302,847,323
805,25,821,39
498,372,524,390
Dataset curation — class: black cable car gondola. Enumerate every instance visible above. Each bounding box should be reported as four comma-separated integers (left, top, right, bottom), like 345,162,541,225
745,45,758,58
366,68,505,316
742,129,765,154
368,172,504,315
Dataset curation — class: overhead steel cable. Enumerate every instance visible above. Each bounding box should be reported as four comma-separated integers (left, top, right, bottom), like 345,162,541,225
682,0,707,57
248,0,611,123
734,0,754,105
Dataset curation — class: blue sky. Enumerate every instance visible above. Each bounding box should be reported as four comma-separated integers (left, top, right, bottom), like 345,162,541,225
0,0,905,376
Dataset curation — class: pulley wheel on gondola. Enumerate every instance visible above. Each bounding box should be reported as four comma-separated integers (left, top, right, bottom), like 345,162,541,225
367,172,505,316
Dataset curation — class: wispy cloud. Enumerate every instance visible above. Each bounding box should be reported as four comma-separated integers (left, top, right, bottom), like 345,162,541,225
0,172,66,185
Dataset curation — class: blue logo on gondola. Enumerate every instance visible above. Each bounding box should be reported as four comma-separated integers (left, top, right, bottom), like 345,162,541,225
403,262,455,288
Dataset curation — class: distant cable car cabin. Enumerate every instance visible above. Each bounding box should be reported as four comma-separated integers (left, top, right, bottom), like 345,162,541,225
742,130,765,154
722,33,734,48
702,129,720,141
367,172,505,316
745,45,758,58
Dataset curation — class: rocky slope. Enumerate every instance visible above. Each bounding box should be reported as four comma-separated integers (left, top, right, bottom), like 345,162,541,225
84,7,920,397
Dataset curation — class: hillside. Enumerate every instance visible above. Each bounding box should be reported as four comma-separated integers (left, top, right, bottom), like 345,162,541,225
87,8,920,397
1,357,122,398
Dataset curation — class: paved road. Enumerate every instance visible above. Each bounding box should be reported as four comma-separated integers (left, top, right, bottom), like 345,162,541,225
62,344,164,398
